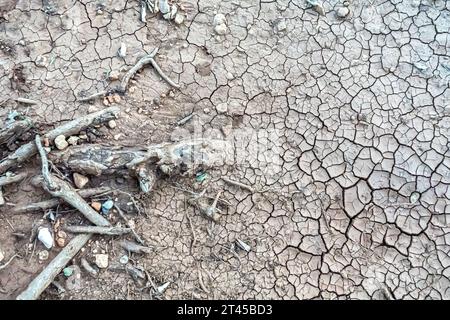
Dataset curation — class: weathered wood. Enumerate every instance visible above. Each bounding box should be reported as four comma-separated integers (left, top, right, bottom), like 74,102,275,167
16,233,92,300
0,118,33,146
11,186,112,214
64,225,131,236
0,171,28,187
49,138,231,177
0,107,120,174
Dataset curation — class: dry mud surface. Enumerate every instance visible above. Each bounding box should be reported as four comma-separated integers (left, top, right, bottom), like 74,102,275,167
0,0,450,300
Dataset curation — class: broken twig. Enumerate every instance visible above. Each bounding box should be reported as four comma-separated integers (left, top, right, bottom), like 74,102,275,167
64,225,131,236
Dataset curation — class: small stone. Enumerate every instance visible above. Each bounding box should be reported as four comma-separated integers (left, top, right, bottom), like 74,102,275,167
114,134,121,140
73,173,89,189
54,135,68,150
56,237,66,248
63,267,74,277
213,14,226,26
336,6,350,18
18,40,25,46
113,94,121,103
107,95,114,104
101,199,114,214
88,105,98,113
91,201,102,212
35,55,47,67
67,136,79,145
276,19,287,32
79,134,88,140
119,255,129,264
43,137,50,147
108,120,117,129
174,13,184,25
109,71,120,81
214,23,227,35
216,103,228,114
118,42,127,58
116,177,125,184
94,254,109,269
38,228,53,249
38,250,49,261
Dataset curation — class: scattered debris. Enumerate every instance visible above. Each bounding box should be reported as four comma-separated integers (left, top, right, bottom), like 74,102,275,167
91,201,102,212
235,239,251,252
94,254,109,269
67,136,79,146
306,0,325,15
119,255,129,264
118,43,127,58
335,6,350,18
216,103,228,114
63,267,73,277
37,228,54,249
120,240,153,254
108,120,117,129
221,176,255,193
101,199,114,215
38,250,49,262
213,14,227,35
195,171,208,183
73,173,89,189
0,253,19,271
176,113,194,126
157,281,170,294
81,258,98,277
15,97,38,105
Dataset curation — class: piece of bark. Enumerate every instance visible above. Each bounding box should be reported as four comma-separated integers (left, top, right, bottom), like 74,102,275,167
49,138,231,177
119,240,153,254
64,225,131,236
0,171,28,187
11,186,112,214
0,118,33,146
16,233,92,300
0,107,119,174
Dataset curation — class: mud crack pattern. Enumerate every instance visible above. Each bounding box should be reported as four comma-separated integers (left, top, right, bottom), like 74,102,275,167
1,0,449,299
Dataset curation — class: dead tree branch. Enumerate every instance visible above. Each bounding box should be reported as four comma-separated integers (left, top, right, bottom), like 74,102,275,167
10,186,112,214
0,107,120,175
0,118,33,146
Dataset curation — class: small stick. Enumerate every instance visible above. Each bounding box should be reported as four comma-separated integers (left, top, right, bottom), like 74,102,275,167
80,258,98,277
176,113,194,126
120,48,159,92
148,57,180,89
15,97,38,105
221,177,255,193
0,107,119,174
197,266,209,294
77,90,108,102
16,234,92,300
0,253,19,271
11,186,113,214
64,225,131,236
119,240,152,254
114,204,145,245
0,171,28,187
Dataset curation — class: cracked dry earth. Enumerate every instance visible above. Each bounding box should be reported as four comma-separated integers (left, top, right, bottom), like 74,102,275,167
1,0,450,300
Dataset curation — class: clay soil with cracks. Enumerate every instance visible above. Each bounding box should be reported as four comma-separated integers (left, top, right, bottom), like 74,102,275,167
1,0,450,300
